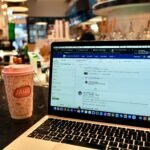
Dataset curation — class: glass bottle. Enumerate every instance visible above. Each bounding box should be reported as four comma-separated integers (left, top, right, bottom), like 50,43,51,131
23,45,30,64
146,20,150,40
127,21,136,40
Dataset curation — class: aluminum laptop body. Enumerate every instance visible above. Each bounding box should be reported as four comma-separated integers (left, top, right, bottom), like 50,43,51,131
4,41,150,150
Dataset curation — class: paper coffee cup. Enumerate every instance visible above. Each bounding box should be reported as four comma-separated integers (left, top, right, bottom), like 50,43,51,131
2,64,34,119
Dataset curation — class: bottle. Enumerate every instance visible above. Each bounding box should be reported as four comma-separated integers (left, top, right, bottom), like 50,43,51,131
127,21,135,40
23,45,30,64
146,20,150,39
30,53,38,73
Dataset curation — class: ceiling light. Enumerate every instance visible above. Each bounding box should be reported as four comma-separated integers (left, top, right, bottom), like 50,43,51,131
3,11,7,16
4,0,27,2
1,3,8,9
36,22,47,25
8,6,28,12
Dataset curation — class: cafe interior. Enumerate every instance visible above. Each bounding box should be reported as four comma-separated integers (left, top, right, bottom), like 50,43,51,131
0,0,150,150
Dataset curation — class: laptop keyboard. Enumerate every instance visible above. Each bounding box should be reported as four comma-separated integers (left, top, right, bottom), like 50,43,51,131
28,118,150,150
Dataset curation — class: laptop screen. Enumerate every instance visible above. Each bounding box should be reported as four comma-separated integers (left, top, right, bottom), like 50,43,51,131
49,41,150,127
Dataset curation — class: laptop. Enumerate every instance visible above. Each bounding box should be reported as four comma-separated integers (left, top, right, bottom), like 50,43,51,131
4,40,150,150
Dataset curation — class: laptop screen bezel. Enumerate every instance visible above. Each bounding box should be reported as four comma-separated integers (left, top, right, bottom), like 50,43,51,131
49,40,150,128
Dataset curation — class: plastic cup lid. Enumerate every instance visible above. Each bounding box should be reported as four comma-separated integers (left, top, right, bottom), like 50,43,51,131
2,64,34,76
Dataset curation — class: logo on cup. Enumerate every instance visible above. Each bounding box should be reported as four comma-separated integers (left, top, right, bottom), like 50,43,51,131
14,85,31,98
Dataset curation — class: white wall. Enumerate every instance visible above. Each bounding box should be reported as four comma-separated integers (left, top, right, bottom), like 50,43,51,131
27,0,68,17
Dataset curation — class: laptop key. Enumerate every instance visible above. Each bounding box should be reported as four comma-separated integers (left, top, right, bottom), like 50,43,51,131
128,144,138,150
35,134,45,139
49,131,57,136
81,132,88,137
125,139,134,144
89,133,97,138
90,139,99,144
49,128,57,132
106,132,114,136
97,135,106,140
72,131,80,136
134,140,144,146
109,141,118,147
123,134,132,139
115,138,124,143
147,133,150,142
81,128,89,132
106,136,115,141
62,139,106,150
65,134,74,140
89,129,97,134
100,140,108,146
43,135,52,140
34,129,50,135
115,133,123,138
57,133,65,138
118,143,128,149
145,142,150,147
139,146,150,150
107,146,119,150
73,136,82,141
65,130,72,134
28,132,38,138
81,137,90,143
51,137,62,142
57,129,65,133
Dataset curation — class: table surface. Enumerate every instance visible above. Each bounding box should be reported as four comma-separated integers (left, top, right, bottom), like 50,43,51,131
0,81,48,149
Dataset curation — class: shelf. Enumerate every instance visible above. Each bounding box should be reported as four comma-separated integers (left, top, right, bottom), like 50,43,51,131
93,0,150,16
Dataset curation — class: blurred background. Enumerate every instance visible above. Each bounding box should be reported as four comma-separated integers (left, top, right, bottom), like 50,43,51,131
0,0,150,77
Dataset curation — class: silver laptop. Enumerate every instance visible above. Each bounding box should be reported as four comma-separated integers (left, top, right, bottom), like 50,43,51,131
4,41,150,150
